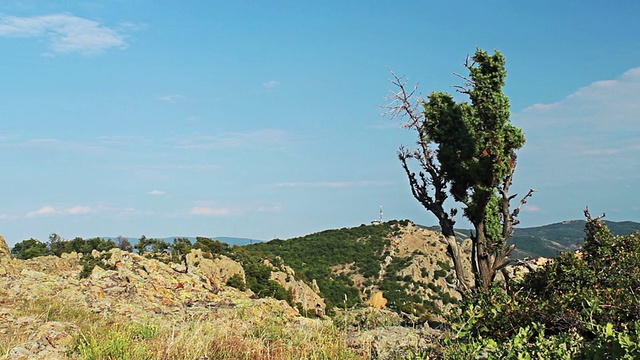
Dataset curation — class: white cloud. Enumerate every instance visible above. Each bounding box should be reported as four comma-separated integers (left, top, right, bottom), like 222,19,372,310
517,67,640,132
513,66,640,184
263,80,280,89
274,180,395,188
0,14,128,55
176,129,292,150
66,205,91,215
158,94,186,102
148,190,166,196
26,205,93,217
189,200,282,217
26,205,57,217
522,204,542,212
190,206,236,216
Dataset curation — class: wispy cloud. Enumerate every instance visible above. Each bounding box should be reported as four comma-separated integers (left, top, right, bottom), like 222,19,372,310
0,13,128,55
189,206,236,216
522,204,542,213
0,137,111,154
513,66,640,183
263,80,280,89
26,205,93,217
189,200,282,217
148,190,166,196
26,205,57,217
158,94,187,103
66,205,92,215
273,180,395,188
176,129,292,150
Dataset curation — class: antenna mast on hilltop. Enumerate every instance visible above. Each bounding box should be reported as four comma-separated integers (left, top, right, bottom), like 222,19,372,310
371,205,384,225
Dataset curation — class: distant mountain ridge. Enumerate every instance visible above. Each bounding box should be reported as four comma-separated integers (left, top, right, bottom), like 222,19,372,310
103,236,263,247
425,220,640,259
103,219,639,258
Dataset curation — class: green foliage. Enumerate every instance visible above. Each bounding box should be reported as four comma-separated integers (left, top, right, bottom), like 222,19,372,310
423,49,524,206
79,252,117,279
193,236,230,256
12,235,118,260
228,248,293,304
133,235,145,254
394,48,527,290
226,273,246,291
246,221,402,311
11,238,50,259
443,217,640,358
76,322,154,360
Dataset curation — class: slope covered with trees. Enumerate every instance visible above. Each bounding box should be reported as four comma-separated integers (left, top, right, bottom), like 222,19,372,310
246,221,403,310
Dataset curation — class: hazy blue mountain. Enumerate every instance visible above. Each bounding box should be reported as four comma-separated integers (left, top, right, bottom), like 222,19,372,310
104,236,263,247
426,220,640,259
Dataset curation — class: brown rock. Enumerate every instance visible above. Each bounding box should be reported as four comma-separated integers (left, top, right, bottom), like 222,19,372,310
185,249,245,287
0,235,10,259
367,291,388,309
0,235,12,276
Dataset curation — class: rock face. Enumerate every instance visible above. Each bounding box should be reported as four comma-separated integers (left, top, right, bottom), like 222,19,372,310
0,235,10,259
0,235,16,276
367,291,388,309
0,246,305,359
268,261,326,315
185,249,246,289
357,223,464,316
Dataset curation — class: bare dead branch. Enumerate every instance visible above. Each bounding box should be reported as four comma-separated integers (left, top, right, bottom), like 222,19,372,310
381,71,424,129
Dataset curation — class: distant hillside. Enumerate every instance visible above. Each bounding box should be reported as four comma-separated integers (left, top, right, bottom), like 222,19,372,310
426,220,640,259
246,220,463,319
105,236,262,247
510,220,640,258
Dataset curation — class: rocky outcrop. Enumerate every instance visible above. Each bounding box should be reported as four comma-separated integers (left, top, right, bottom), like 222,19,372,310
367,291,388,309
184,249,246,289
0,235,10,259
0,235,14,276
267,261,326,315
4,319,78,360
0,246,306,359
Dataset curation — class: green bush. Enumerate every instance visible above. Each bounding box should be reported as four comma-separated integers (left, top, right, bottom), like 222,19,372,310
226,273,246,291
444,214,640,358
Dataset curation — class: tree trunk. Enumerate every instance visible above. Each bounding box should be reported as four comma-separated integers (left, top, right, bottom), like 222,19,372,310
440,234,473,291
474,222,494,289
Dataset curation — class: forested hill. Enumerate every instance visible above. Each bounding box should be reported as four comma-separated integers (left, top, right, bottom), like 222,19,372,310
425,220,640,259
246,220,402,310
243,218,640,316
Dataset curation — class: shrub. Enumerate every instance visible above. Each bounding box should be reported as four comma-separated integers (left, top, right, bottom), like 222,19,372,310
446,213,640,358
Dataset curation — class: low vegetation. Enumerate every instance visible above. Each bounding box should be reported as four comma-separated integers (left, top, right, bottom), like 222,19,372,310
417,213,640,359
246,220,407,311
8,215,640,358
2,296,358,360
10,234,295,305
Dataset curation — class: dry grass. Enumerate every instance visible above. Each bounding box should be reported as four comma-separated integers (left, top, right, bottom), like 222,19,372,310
1,295,363,360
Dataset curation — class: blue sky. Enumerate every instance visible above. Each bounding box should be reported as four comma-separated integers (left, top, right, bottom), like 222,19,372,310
1,1,639,246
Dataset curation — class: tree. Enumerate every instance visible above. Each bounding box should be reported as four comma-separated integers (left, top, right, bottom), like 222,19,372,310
11,238,50,259
117,235,133,252
384,48,534,292
48,232,68,256
134,235,149,254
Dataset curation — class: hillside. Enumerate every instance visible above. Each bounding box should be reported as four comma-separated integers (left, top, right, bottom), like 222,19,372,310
3,235,438,359
426,220,640,259
102,236,261,247
247,220,464,319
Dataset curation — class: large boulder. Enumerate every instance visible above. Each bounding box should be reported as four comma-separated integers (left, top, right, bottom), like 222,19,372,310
0,235,10,259
185,249,246,289
268,262,326,316
0,235,14,276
